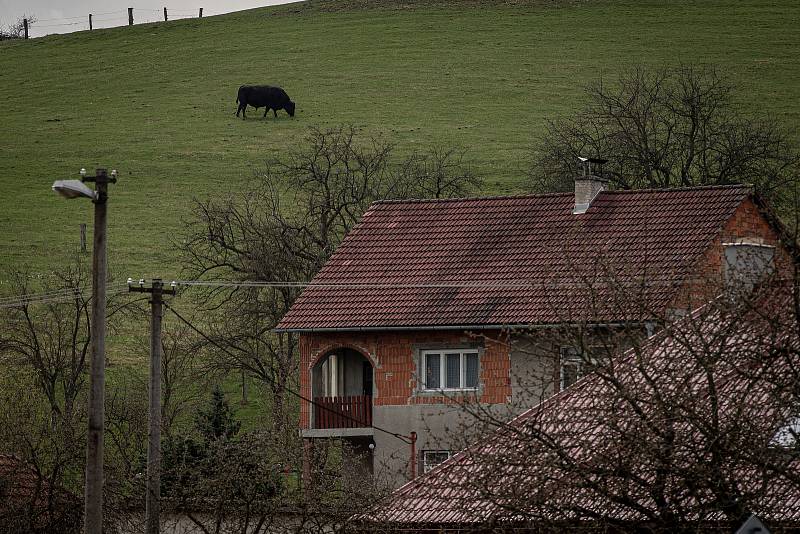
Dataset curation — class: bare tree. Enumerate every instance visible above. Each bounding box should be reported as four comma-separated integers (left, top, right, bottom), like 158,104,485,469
180,125,481,432
0,262,148,533
528,65,799,210
0,383,83,534
0,15,35,40
0,265,94,427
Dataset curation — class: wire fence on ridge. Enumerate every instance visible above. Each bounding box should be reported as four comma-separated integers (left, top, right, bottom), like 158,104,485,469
18,6,210,38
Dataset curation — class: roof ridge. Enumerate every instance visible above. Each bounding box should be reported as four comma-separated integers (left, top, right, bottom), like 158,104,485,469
371,191,572,205
369,183,752,206
601,183,752,195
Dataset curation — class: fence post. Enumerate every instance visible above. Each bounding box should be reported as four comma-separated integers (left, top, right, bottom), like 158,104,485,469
88,14,93,30
128,8,134,25
163,7,168,21
23,18,28,39
80,223,87,253
199,7,203,17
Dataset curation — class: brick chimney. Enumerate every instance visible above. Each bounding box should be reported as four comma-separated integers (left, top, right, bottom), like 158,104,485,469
573,157,608,214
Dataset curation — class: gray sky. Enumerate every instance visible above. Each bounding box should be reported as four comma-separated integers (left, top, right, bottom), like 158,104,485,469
1,0,294,37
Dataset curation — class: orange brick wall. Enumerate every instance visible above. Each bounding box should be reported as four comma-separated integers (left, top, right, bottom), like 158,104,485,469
299,330,510,429
672,197,792,310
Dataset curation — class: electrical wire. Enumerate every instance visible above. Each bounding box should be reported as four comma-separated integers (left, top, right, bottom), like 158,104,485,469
35,21,85,28
0,283,128,309
164,301,415,445
36,14,88,22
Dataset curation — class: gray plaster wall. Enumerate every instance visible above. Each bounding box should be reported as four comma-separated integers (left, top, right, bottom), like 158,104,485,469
367,334,562,488
339,329,649,488
370,403,508,488
509,334,558,411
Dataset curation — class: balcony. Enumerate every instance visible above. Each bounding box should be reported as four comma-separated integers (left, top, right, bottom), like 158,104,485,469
303,348,375,439
314,395,372,429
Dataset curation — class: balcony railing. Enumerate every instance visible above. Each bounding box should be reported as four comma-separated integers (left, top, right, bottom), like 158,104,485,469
313,395,372,429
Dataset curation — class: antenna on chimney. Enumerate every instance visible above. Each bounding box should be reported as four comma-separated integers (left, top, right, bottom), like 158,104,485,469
578,156,589,176
579,156,608,177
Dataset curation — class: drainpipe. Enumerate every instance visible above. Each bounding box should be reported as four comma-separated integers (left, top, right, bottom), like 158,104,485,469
409,431,417,480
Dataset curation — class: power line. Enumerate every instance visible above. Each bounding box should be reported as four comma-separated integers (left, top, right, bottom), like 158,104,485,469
163,301,415,445
35,21,85,28
36,14,87,22
0,283,128,309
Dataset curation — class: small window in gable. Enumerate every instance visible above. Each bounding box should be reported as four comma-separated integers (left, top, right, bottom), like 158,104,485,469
771,415,800,449
560,346,598,390
423,450,451,473
421,350,479,391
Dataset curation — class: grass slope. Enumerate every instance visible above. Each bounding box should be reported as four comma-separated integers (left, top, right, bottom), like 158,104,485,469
0,0,798,280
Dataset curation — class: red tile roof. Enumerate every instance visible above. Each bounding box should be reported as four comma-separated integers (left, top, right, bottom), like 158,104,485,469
0,454,81,531
362,284,800,527
278,185,752,331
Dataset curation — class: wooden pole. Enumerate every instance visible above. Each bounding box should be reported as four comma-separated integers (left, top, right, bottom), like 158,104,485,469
88,14,93,31
146,280,164,534
198,7,203,18
128,8,134,25
80,223,87,253
128,279,175,534
163,7,168,21
23,18,28,39
84,168,112,534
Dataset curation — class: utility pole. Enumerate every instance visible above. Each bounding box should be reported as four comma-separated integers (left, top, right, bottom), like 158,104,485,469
129,278,175,534
23,18,28,39
83,168,115,534
88,14,93,30
52,168,117,534
128,7,134,25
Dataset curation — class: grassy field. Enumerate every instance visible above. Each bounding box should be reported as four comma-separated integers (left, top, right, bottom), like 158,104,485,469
0,0,798,281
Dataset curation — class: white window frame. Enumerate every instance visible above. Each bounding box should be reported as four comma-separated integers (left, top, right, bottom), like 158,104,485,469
560,346,598,390
422,450,451,473
420,349,479,391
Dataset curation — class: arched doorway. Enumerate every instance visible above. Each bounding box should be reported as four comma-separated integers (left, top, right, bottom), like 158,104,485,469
311,348,373,429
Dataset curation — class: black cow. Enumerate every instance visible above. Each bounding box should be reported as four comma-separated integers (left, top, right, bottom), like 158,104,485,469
235,85,296,119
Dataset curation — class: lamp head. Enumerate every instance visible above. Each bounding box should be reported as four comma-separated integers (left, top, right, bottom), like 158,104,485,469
52,180,97,200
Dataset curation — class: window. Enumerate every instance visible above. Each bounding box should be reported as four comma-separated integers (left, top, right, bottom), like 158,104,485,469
771,415,800,448
421,350,479,391
423,450,451,473
560,346,597,390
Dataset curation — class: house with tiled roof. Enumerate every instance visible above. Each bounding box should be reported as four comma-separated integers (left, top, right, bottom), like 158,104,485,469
0,454,81,532
276,173,793,486
359,282,800,532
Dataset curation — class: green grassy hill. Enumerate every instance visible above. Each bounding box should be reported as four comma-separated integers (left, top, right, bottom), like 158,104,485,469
1,0,798,280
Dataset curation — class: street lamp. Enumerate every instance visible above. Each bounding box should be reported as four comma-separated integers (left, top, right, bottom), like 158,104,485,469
52,167,117,534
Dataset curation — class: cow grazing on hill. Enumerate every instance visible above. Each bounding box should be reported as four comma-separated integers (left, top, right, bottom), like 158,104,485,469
235,85,296,119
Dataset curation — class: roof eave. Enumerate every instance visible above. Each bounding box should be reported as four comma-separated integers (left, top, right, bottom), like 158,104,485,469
274,320,649,334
